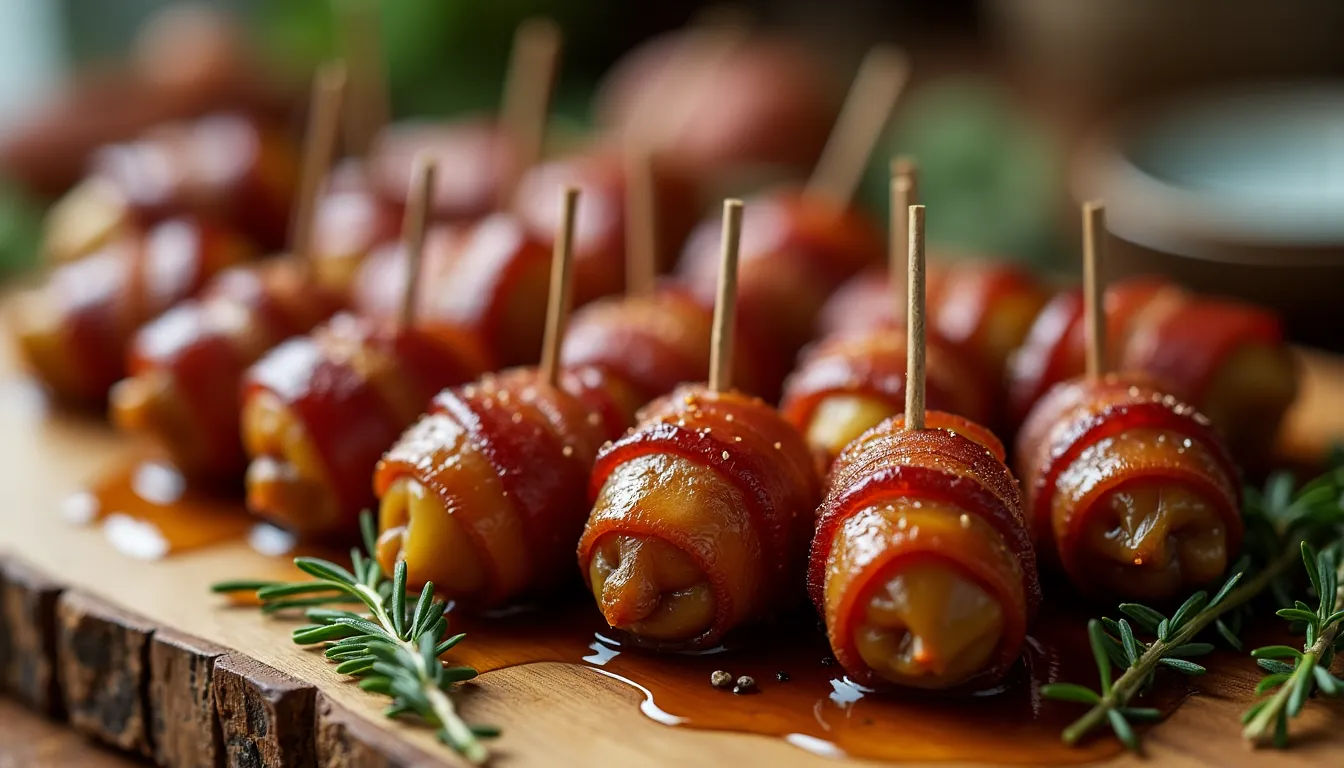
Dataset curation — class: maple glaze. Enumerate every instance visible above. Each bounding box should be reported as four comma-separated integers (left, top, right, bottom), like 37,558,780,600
74,460,1166,763
443,598,1166,764
69,459,325,560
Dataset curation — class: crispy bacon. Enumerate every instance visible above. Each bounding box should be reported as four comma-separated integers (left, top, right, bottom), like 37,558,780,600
810,412,1038,689
374,365,640,606
351,214,552,366
780,328,995,468
241,313,490,536
114,261,344,477
513,149,699,305
1014,375,1242,596
91,113,298,250
676,189,883,400
14,217,254,403
579,385,820,648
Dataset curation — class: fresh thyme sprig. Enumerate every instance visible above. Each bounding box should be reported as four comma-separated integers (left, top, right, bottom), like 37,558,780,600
1242,542,1344,748
212,513,495,764
1041,463,1344,752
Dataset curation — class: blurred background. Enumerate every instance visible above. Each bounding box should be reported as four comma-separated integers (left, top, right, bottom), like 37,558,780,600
0,0,1341,343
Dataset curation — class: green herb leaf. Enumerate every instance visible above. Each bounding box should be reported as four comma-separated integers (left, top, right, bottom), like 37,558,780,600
1157,658,1206,675
1040,683,1101,705
1114,620,1138,665
1117,604,1166,635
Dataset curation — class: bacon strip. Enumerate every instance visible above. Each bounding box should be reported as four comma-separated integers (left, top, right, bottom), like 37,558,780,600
676,189,883,400
17,217,253,402
243,313,490,533
780,328,994,466
580,385,820,647
809,411,1038,689
120,261,344,475
1014,375,1242,593
374,366,638,606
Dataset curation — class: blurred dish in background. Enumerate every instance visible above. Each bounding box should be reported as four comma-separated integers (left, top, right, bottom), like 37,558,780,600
1075,85,1344,350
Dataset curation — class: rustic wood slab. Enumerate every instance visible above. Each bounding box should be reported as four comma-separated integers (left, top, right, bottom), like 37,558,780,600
214,654,318,768
0,337,1340,767
148,627,228,768
1,555,65,716
57,589,156,755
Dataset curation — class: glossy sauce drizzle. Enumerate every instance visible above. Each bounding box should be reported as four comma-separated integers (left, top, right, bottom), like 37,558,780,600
66,459,297,559
441,598,1182,764
71,461,1177,762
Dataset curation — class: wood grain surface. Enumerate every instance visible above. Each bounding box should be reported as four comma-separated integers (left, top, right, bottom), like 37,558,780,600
0,335,1340,767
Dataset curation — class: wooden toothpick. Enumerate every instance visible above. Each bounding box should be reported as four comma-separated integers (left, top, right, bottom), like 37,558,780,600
1083,200,1106,380
805,45,910,209
889,156,918,316
398,157,437,328
539,187,580,387
905,204,927,431
708,199,744,393
290,62,347,270
497,17,562,208
333,0,388,157
623,140,658,296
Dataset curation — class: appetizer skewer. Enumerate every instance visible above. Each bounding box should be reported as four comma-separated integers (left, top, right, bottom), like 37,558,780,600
560,146,765,400
675,47,906,400
309,15,562,296
368,18,561,225
45,112,298,264
579,200,821,649
374,188,643,605
1014,204,1243,600
110,64,350,479
12,217,254,404
1008,275,1297,467
241,159,491,537
782,160,993,467
814,159,1050,427
810,204,1039,689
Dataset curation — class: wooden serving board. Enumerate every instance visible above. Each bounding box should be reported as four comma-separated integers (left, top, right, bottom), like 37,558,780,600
0,333,1341,768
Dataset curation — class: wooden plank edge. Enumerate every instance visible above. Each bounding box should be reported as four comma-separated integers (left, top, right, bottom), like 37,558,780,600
213,652,319,768
316,691,449,768
150,626,229,768
1,552,66,716
56,589,157,755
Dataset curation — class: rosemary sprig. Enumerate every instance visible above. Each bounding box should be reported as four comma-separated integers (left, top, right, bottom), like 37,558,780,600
1042,463,1344,752
212,513,495,764
1242,542,1344,748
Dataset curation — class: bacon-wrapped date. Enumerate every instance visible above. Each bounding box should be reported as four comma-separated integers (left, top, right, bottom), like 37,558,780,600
579,385,820,650
513,149,699,305
46,114,298,263
369,118,513,224
1007,278,1297,466
559,284,769,402
110,261,344,479
351,214,553,366
596,31,837,176
240,313,491,537
780,329,994,469
1014,375,1242,600
373,365,642,606
309,160,402,295
677,190,882,400
811,412,1039,690
818,259,1049,392
13,217,254,403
